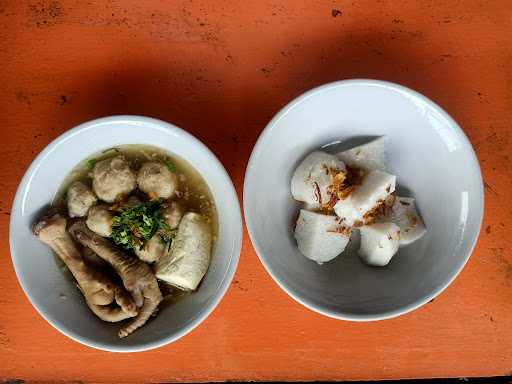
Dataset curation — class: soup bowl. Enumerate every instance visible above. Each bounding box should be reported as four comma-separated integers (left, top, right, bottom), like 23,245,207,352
10,115,243,352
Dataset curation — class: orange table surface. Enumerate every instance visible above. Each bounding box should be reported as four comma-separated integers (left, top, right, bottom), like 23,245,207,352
1,1,511,382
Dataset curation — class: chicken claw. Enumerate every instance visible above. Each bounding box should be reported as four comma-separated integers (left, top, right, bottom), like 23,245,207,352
86,287,138,322
33,209,137,319
69,221,163,338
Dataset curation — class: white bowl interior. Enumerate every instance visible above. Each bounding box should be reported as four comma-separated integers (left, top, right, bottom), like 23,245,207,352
244,80,483,320
10,116,242,351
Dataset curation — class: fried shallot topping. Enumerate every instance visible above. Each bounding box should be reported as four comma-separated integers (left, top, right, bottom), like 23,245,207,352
321,166,366,214
408,212,418,227
328,226,353,236
313,182,322,204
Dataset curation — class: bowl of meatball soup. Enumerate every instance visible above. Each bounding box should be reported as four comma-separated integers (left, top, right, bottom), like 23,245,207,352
10,115,243,352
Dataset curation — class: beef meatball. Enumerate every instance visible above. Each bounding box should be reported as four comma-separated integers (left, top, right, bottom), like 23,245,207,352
162,201,184,229
67,181,97,218
92,156,136,203
137,161,177,199
134,234,166,263
86,204,114,237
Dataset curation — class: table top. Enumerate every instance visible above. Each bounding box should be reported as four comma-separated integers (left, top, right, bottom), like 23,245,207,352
1,0,511,382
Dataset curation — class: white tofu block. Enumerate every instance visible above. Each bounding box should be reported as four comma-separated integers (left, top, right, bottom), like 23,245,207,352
155,213,212,291
294,210,350,264
387,196,427,246
359,222,400,266
333,170,396,226
291,151,346,209
336,137,387,171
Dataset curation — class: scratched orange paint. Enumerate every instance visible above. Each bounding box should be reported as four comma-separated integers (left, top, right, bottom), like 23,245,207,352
0,1,511,382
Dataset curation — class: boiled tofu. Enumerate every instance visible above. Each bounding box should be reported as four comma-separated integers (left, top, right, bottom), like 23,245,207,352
291,151,346,209
359,222,400,266
336,137,387,171
386,196,426,246
333,170,396,226
155,212,212,291
294,209,350,264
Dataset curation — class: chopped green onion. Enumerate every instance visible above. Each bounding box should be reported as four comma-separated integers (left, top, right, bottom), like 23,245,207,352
110,199,176,253
163,158,177,173
87,159,97,169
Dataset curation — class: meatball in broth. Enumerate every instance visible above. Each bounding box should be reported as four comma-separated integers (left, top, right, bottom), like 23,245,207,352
162,201,185,229
67,181,97,218
137,161,178,199
86,204,114,237
92,156,136,203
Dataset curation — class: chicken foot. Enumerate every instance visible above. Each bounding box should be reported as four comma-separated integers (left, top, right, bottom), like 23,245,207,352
33,209,137,321
69,221,163,338
86,286,138,322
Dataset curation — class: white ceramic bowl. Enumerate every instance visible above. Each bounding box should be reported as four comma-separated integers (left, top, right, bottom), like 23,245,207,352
244,79,483,321
10,116,242,352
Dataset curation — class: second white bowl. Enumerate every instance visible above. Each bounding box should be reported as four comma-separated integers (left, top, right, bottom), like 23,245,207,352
244,79,483,321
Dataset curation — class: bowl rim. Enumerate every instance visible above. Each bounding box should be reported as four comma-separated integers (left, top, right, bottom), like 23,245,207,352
243,79,484,321
9,115,243,352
